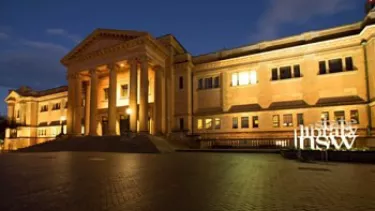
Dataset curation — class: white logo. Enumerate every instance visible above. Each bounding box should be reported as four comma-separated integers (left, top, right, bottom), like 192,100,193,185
294,119,358,150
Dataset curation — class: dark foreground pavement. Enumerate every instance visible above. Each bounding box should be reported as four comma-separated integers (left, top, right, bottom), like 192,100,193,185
0,152,374,211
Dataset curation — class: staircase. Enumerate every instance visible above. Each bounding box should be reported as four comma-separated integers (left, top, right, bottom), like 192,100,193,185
16,134,174,153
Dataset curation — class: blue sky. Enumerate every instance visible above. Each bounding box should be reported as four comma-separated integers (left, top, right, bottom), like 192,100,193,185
0,0,367,115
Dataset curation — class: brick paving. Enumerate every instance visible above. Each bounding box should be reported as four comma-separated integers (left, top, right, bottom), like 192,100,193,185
0,152,374,211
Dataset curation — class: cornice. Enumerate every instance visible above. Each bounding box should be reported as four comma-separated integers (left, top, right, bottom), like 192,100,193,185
175,62,194,69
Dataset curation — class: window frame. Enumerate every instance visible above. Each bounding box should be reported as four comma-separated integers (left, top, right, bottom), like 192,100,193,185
232,117,238,129
214,118,221,130
205,118,213,130
120,84,129,98
272,115,280,128
283,114,293,127
350,110,359,124
179,76,184,90
328,58,343,73
241,117,249,129
252,116,259,128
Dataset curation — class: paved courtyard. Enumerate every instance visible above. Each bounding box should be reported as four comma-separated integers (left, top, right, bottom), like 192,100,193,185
0,152,374,211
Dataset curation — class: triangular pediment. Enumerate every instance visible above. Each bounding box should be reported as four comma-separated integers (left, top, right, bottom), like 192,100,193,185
61,29,149,65
5,91,20,103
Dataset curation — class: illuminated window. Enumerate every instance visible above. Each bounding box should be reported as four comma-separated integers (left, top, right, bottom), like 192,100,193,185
239,72,250,85
241,117,249,129
121,84,129,98
273,115,280,128
197,119,203,130
232,73,238,86
205,118,213,130
214,118,221,130
252,116,259,128
283,114,293,127
297,113,304,126
232,71,257,86
334,111,345,123
350,110,359,124
232,117,238,129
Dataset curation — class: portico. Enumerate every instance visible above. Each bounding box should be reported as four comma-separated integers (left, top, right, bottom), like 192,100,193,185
61,29,169,136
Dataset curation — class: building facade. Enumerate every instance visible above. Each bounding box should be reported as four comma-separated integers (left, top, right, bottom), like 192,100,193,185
4,9,375,150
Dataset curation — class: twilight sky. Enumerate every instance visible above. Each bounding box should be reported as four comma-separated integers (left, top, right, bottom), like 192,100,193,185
0,0,367,115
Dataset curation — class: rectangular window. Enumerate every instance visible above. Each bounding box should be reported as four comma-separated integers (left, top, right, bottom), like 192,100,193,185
214,118,221,130
214,76,220,88
65,102,68,108
250,71,257,84
241,117,249,128
297,113,304,126
334,111,345,123
283,114,293,127
232,73,238,86
280,66,292,79
252,116,259,128
328,59,343,73
179,76,184,90
179,118,184,130
40,105,48,112
350,110,359,124
293,65,301,77
197,119,203,130
321,112,330,124
273,115,280,128
104,88,109,100
319,61,326,74
198,79,203,90
345,57,354,71
272,68,278,80
121,84,129,98
52,103,61,110
232,117,238,129
205,118,213,130
205,78,213,89
239,72,250,85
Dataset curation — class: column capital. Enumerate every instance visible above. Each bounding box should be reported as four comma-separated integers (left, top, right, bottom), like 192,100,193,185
66,72,81,80
89,68,98,75
137,55,152,63
107,63,121,71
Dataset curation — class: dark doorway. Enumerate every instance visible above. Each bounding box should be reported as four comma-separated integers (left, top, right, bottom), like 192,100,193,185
120,115,130,136
101,116,108,136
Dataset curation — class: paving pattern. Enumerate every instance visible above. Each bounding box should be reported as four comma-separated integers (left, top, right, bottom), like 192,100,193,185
0,152,374,211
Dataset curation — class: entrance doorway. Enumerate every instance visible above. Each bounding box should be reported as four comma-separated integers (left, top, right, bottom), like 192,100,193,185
119,115,130,136
101,116,108,136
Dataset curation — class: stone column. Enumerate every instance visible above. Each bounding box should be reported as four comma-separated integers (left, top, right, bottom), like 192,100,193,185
67,73,76,134
74,73,82,135
7,103,15,121
129,58,138,132
107,64,119,135
139,56,149,133
153,66,163,135
84,81,91,135
89,69,98,136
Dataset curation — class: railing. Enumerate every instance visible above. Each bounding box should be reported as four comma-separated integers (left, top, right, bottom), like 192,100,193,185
201,139,294,149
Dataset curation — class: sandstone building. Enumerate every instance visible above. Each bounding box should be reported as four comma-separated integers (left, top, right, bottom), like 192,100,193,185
4,9,375,150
